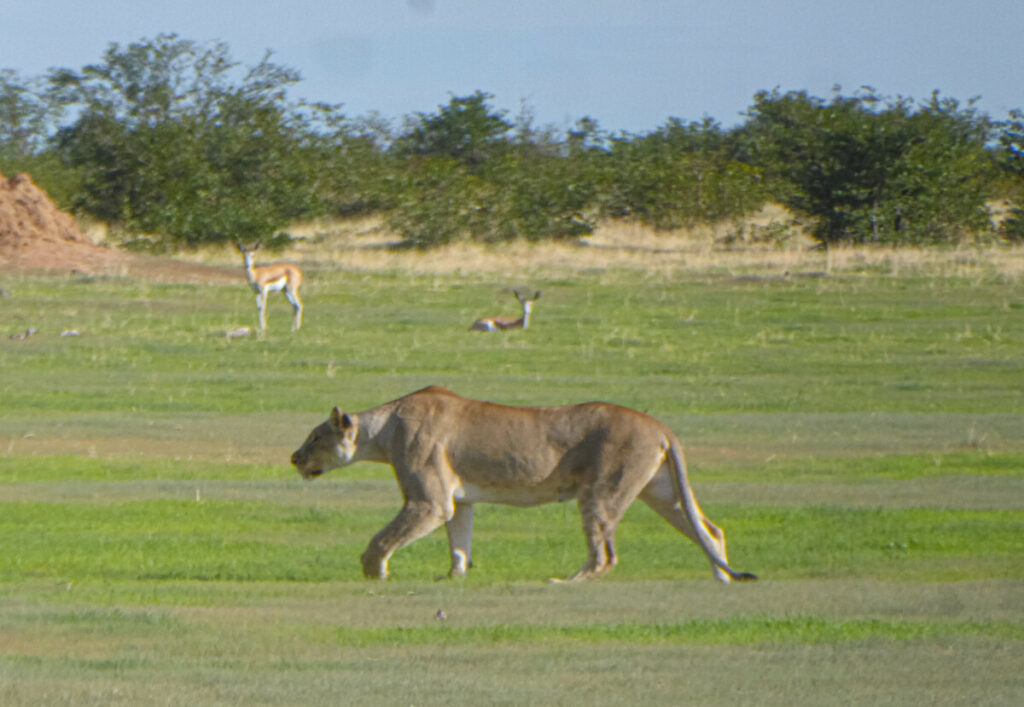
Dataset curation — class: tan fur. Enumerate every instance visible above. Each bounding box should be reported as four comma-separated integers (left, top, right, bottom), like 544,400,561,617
470,290,540,331
291,386,756,583
237,243,303,331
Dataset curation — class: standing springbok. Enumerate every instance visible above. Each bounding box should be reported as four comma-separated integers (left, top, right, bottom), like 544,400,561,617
469,289,541,331
236,242,303,332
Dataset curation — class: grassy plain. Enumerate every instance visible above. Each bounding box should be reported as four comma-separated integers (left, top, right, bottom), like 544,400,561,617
1,232,1023,705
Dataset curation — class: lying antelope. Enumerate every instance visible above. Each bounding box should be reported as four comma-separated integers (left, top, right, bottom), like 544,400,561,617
470,289,541,331
236,242,304,332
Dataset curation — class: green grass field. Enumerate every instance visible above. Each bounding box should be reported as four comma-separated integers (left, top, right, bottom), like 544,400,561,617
1,258,1023,705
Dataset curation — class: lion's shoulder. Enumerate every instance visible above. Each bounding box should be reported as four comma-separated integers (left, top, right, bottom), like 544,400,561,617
407,385,462,400
388,386,471,427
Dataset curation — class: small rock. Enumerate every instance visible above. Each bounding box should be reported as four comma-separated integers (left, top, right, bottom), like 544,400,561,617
225,326,252,341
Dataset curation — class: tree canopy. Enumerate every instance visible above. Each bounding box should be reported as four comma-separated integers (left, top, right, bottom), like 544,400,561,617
1,37,1021,249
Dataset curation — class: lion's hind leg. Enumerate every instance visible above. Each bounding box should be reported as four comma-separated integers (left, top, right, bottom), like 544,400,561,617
561,464,650,582
445,503,475,578
639,466,733,583
561,510,620,582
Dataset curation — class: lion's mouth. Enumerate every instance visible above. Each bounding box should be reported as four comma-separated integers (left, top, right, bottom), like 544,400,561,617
296,466,325,480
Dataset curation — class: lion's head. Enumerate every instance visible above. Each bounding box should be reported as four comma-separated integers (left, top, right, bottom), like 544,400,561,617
290,407,358,479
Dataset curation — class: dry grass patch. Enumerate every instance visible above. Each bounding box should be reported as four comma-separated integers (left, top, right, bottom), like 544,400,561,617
169,206,1024,282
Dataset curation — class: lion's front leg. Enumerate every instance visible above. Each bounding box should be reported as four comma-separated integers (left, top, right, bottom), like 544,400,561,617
360,500,447,579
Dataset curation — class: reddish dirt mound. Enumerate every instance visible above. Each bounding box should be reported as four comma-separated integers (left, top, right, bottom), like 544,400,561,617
0,171,239,283
0,171,120,273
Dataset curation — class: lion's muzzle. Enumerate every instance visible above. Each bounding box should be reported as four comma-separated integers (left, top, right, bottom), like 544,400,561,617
290,449,323,480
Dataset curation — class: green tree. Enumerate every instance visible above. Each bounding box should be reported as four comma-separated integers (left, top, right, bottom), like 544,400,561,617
0,69,77,203
999,109,1024,178
473,113,598,242
0,70,55,159
48,34,339,247
601,118,766,229
395,91,513,170
387,95,597,246
881,94,994,243
315,112,396,217
386,156,484,247
744,88,994,244
996,109,1024,241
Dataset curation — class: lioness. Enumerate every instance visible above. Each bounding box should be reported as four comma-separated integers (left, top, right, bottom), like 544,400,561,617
290,386,756,583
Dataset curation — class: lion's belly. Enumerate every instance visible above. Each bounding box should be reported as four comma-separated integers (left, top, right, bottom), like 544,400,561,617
454,480,575,507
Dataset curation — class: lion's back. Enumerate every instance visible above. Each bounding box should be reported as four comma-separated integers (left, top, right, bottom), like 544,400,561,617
394,387,670,458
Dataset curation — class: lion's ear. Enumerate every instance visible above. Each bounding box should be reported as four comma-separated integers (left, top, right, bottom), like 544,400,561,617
330,407,354,432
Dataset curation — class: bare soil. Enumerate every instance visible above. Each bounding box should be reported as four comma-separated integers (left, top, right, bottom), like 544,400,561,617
0,171,239,284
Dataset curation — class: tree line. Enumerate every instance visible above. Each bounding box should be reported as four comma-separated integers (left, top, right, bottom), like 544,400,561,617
2,35,1022,249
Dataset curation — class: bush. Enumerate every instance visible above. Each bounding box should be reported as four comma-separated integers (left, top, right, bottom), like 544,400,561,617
1000,208,1024,242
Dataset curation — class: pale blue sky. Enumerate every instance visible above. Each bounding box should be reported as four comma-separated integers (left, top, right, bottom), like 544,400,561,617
2,0,1021,132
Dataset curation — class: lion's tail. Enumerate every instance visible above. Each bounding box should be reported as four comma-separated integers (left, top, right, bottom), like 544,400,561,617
667,439,757,583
